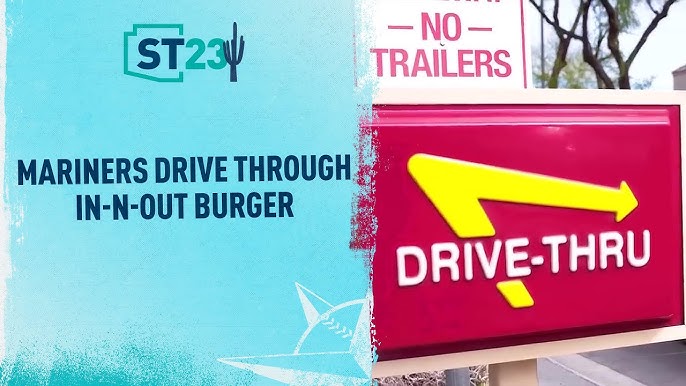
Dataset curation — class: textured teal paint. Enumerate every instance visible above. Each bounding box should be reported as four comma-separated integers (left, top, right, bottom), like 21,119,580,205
2,0,376,384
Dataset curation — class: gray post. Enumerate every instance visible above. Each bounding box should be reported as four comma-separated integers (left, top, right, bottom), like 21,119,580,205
540,0,545,88
446,368,471,386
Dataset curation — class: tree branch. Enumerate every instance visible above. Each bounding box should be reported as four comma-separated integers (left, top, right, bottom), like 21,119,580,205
594,28,608,58
546,1,585,88
598,0,627,76
581,0,615,88
528,0,584,39
553,0,561,27
626,0,678,67
569,1,585,36
646,0,659,15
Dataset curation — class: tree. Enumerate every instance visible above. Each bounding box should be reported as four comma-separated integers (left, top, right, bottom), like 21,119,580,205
533,37,656,89
533,40,602,88
530,0,679,89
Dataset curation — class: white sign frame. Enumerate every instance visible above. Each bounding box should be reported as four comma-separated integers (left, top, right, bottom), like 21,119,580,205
369,0,534,89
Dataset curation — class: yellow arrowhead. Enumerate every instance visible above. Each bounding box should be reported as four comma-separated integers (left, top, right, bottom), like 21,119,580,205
616,181,638,222
496,280,534,309
407,154,639,239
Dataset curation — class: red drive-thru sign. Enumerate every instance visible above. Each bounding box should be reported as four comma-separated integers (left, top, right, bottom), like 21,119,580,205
369,90,686,365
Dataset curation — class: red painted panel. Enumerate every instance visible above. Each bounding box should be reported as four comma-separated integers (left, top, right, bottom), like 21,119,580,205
370,104,684,361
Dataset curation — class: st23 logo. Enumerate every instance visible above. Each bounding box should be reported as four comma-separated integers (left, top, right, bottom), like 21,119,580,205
124,23,245,83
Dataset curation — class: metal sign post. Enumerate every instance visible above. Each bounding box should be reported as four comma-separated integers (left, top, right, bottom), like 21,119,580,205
445,368,471,386
489,360,538,386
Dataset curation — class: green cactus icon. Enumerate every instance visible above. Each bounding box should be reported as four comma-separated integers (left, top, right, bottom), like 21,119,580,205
223,22,245,82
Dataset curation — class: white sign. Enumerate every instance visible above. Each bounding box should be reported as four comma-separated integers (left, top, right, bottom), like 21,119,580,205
370,0,532,89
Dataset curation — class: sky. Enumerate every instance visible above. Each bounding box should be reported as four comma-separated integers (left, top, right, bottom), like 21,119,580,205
527,1,686,90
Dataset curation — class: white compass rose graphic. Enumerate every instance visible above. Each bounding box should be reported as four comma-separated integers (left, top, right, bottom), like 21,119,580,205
218,283,373,385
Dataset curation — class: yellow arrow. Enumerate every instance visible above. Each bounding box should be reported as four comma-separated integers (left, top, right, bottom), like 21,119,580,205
497,280,534,309
407,153,638,239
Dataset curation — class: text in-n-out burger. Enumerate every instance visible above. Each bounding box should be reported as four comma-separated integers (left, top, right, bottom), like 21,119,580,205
370,0,530,89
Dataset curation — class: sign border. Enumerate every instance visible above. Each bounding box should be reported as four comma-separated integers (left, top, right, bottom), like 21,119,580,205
371,88,686,377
